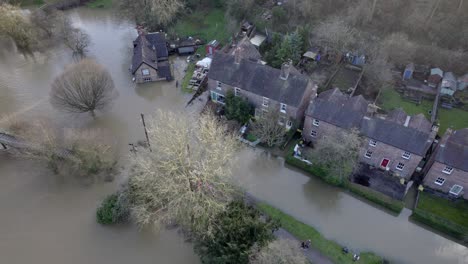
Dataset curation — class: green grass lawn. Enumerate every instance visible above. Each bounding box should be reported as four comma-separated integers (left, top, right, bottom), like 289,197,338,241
379,88,468,134
86,0,113,8
171,8,230,45
12,0,44,6
257,203,384,264
417,192,468,229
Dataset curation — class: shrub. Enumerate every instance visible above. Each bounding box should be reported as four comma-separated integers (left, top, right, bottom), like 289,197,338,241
246,133,257,142
96,192,129,225
225,90,253,123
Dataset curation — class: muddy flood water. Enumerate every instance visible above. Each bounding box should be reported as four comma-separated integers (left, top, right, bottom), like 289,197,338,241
0,7,467,264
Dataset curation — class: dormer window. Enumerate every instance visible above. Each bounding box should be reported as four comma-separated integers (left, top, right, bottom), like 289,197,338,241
313,119,319,127
442,166,453,175
280,103,287,113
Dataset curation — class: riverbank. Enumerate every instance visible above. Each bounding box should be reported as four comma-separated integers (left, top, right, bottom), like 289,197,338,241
257,203,384,264
285,141,405,214
411,191,468,242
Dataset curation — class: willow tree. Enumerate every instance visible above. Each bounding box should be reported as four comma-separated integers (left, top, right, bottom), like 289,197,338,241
50,59,117,118
127,111,240,237
0,3,36,51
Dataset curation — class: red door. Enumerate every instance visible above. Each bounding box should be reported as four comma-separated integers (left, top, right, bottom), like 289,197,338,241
380,158,390,168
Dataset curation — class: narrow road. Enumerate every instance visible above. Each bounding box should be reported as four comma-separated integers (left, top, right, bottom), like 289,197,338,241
274,228,334,264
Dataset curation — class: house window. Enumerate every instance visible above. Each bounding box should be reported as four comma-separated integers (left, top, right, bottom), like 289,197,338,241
402,151,411,160
286,120,292,129
449,185,463,196
365,150,372,158
262,97,269,107
396,162,405,171
262,108,268,118
141,68,150,76
143,77,152,82
278,116,285,125
369,139,377,147
280,103,287,113
313,119,320,127
211,91,225,104
442,166,453,174
217,81,222,90
311,130,317,137
434,177,445,186
235,87,241,96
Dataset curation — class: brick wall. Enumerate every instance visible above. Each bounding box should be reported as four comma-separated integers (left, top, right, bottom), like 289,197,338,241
424,161,468,199
135,63,165,83
359,138,423,179
303,117,343,143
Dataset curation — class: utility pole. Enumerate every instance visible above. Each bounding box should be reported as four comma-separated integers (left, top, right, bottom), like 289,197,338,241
140,113,152,152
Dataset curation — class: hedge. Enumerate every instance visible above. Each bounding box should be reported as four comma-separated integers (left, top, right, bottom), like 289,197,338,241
411,209,468,241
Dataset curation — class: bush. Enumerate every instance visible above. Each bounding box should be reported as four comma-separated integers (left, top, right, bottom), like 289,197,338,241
225,90,253,123
96,192,129,225
346,182,404,214
246,133,257,142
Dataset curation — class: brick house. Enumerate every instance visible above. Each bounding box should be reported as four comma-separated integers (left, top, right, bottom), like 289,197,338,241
423,128,468,199
359,109,437,179
207,51,316,129
131,32,172,83
303,88,368,143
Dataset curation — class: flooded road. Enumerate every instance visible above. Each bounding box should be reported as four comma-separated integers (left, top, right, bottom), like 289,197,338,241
0,7,467,264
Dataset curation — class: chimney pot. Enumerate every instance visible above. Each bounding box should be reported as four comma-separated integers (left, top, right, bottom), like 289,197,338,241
234,47,242,64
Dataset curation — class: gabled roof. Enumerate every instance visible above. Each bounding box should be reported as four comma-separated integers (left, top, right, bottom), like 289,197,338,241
132,33,169,74
208,52,311,107
435,129,468,171
231,38,262,62
306,88,368,129
360,109,434,155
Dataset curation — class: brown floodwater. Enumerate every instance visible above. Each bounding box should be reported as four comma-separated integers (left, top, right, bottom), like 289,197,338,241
0,7,467,264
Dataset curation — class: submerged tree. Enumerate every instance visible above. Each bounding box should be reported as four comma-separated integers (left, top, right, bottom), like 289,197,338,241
250,239,309,264
126,111,240,236
118,0,185,29
63,28,91,56
0,4,36,51
50,59,117,118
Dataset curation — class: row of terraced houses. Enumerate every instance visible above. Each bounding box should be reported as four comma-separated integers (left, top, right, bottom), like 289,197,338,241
207,47,468,201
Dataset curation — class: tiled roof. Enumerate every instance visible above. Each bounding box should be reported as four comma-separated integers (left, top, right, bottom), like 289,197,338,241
435,129,468,171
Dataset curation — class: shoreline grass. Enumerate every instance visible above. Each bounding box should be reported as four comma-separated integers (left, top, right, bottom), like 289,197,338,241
411,191,468,241
257,203,384,264
86,0,113,9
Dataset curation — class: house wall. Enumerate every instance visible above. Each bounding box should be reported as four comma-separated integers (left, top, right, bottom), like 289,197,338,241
134,63,162,83
303,117,343,143
424,162,468,199
208,78,306,126
359,138,423,179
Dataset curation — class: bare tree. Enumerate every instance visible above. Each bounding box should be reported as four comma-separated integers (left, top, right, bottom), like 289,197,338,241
251,111,287,147
0,3,36,51
50,59,118,118
118,0,184,29
63,28,91,55
250,239,309,264
312,17,360,52
127,111,240,237
304,128,362,185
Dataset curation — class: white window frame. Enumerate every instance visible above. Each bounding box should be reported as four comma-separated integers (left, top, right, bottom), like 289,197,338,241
261,108,268,118
313,119,320,127
369,139,377,147
280,103,287,113
434,177,445,186
143,77,152,82
278,116,285,126
402,151,411,160
310,130,317,137
286,120,293,129
141,68,150,76
234,87,241,96
442,166,454,175
262,97,269,107
216,81,222,90
211,91,225,105
364,150,372,159
396,162,405,171
449,185,463,196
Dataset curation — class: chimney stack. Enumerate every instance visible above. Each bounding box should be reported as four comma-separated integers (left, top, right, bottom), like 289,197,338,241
234,47,242,64
280,60,292,80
